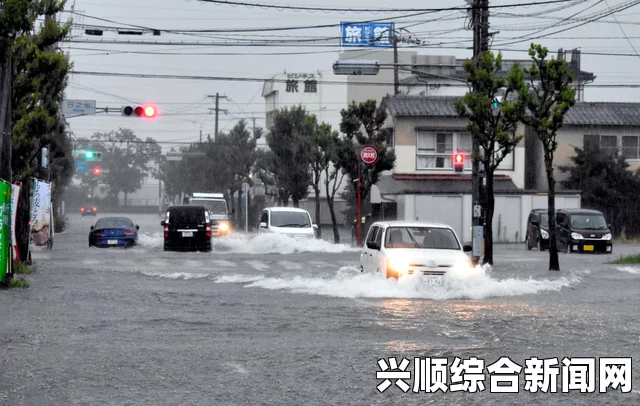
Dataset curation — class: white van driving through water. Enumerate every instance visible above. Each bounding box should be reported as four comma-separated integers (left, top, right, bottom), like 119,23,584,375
188,192,232,237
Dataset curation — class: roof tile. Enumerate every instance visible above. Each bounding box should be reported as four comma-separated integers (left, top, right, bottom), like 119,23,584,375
382,95,640,126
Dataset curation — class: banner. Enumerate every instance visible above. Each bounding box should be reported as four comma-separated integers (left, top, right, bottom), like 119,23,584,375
0,180,11,284
11,182,21,262
30,179,52,250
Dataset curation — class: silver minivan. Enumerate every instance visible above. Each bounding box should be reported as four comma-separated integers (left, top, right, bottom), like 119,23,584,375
258,207,317,240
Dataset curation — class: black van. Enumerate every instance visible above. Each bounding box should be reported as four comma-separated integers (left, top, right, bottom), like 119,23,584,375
161,205,212,252
525,209,552,251
556,209,613,254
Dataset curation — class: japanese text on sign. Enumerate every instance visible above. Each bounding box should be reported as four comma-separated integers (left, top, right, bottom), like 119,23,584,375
340,22,395,48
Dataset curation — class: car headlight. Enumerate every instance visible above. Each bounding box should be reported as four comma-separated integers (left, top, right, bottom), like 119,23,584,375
540,229,549,239
453,259,472,270
386,258,407,274
218,221,230,232
571,232,583,240
602,233,612,241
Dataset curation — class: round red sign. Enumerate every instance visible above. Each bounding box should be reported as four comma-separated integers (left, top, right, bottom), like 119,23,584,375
360,146,378,164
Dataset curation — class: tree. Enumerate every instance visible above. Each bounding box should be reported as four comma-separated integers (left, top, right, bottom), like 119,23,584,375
519,44,576,271
90,128,161,207
455,51,526,265
8,1,72,262
337,100,395,236
266,106,313,207
324,135,347,243
307,119,339,238
214,120,260,224
1,0,40,180
560,143,640,238
159,120,260,223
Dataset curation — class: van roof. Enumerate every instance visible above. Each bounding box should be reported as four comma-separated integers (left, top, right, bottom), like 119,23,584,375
191,192,224,199
558,208,603,215
266,207,309,213
168,205,206,211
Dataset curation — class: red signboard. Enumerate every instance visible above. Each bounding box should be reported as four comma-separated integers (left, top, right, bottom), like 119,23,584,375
360,146,378,164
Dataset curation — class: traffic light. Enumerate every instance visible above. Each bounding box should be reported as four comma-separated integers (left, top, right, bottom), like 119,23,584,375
453,152,464,173
122,103,158,118
492,96,503,110
84,150,102,161
92,166,102,175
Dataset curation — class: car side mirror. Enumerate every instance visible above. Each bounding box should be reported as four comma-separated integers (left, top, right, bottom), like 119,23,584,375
90,225,94,231
160,220,166,226
312,224,318,229
259,222,267,228
608,224,612,230
230,209,235,215
136,225,140,230
463,244,473,252
366,241,380,250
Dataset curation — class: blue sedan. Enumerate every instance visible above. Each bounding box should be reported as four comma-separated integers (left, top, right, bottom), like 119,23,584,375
89,217,139,248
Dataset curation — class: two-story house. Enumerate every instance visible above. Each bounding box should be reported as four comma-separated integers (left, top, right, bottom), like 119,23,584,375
377,94,582,243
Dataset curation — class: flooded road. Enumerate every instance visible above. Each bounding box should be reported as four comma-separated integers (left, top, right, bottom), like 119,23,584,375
1,213,639,405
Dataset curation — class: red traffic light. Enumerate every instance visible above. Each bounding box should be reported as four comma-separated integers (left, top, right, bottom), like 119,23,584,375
122,103,158,118
92,167,102,175
453,153,464,172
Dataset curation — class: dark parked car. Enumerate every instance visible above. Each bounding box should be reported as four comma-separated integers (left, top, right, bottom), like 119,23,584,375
525,209,552,251
81,204,97,216
162,205,212,252
556,209,613,253
89,217,139,247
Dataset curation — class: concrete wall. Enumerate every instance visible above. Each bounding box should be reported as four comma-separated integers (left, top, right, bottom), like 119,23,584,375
399,193,581,243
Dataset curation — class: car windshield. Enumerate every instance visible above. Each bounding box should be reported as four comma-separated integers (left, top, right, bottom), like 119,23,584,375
570,214,607,229
384,227,460,250
169,207,205,224
191,199,227,215
270,211,311,228
95,218,134,229
540,214,548,228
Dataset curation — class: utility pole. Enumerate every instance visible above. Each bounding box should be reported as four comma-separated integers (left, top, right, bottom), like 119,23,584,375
470,0,490,266
207,93,228,140
393,35,399,95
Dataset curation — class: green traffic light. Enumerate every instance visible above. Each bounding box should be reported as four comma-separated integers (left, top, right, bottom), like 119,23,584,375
85,151,94,159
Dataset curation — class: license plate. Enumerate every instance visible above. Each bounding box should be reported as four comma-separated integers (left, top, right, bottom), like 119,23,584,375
584,245,594,251
423,276,443,286
182,231,194,237
108,240,118,245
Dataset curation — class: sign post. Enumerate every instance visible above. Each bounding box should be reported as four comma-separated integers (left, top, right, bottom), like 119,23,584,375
358,146,378,246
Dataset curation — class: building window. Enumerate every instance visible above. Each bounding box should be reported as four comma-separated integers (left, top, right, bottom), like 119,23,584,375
600,135,618,156
622,136,639,160
416,131,472,170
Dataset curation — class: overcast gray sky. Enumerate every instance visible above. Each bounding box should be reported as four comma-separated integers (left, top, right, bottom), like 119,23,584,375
61,0,640,150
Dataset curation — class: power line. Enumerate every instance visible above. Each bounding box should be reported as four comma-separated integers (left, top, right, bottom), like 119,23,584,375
603,0,640,60
68,70,640,87
493,0,640,46
195,0,578,13
69,10,435,35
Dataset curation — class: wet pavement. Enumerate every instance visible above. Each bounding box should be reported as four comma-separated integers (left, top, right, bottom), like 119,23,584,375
1,213,639,405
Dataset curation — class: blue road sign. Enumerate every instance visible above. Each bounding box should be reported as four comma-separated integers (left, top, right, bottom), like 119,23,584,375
75,159,87,173
340,22,395,48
